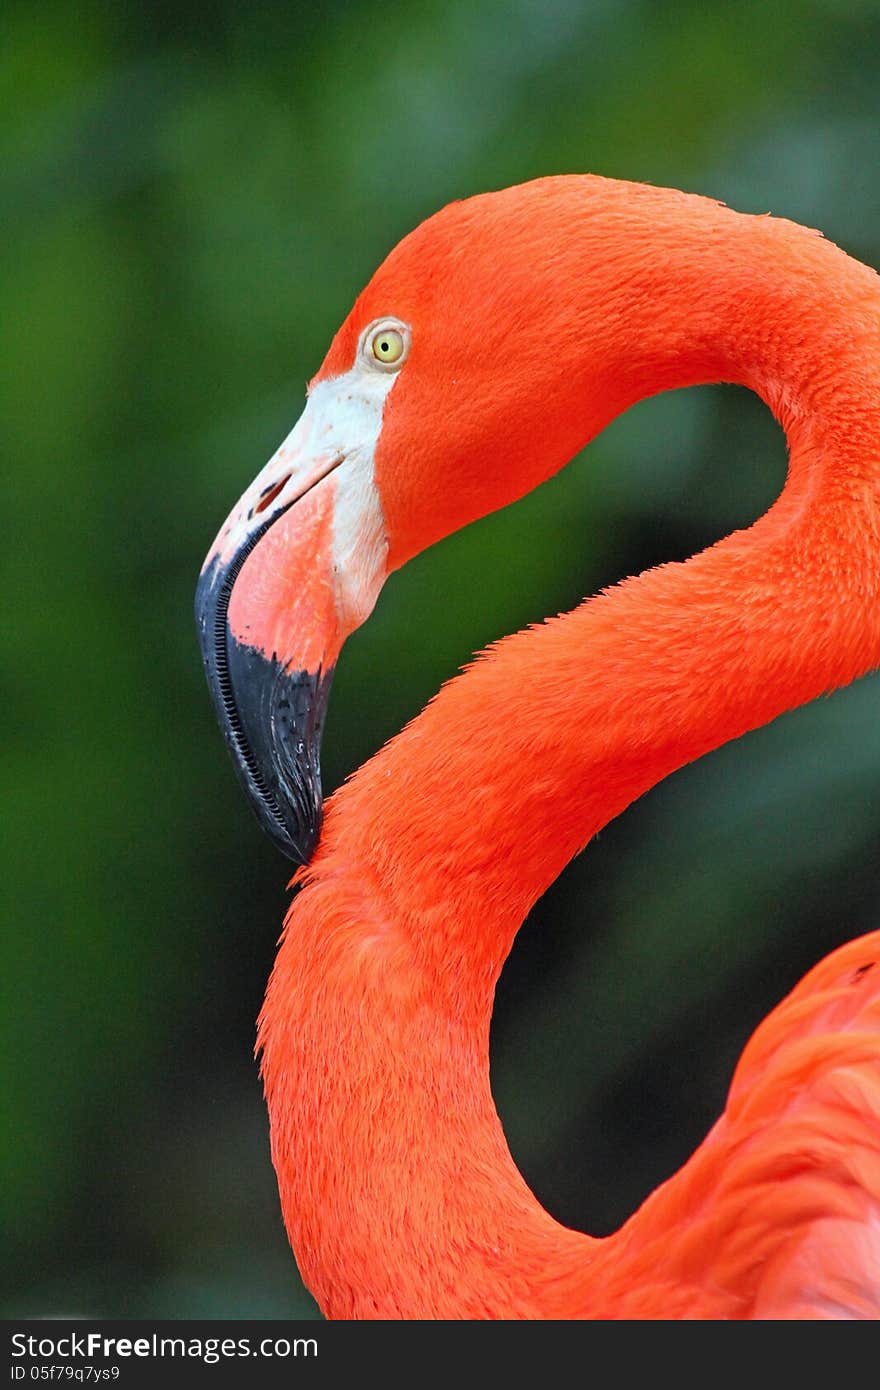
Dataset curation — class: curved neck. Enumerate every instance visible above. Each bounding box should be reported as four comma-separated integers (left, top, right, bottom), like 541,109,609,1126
261,208,880,1317
330,218,880,995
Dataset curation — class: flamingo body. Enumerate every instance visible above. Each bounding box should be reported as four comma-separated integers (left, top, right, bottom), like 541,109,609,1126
199,176,880,1318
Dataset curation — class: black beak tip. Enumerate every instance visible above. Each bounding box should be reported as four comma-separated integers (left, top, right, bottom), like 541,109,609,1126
195,553,333,866
254,794,323,866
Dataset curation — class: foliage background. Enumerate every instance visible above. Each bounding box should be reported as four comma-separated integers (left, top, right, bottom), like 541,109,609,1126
4,0,879,1318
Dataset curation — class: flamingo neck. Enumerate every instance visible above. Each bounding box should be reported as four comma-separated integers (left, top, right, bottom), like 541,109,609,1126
338,216,880,995
260,207,880,1317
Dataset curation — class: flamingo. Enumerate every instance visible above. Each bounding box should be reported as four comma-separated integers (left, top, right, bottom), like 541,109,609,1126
195,176,880,1319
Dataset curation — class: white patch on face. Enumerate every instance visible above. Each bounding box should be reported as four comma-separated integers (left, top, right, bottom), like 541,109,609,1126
203,360,399,642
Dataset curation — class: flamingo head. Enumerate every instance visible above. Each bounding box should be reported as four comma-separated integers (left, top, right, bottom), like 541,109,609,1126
195,177,683,860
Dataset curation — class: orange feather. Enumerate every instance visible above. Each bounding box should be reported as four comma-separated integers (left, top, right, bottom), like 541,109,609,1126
253,177,880,1318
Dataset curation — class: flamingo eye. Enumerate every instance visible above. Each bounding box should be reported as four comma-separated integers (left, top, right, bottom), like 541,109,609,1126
372,330,403,363
363,320,410,371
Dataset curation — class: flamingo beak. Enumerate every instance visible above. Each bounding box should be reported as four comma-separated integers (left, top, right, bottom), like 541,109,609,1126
195,379,389,863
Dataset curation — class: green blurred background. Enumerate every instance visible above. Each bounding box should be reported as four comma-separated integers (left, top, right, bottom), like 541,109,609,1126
4,0,879,1319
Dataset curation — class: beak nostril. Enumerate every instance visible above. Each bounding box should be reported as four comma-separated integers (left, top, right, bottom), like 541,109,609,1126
255,474,292,515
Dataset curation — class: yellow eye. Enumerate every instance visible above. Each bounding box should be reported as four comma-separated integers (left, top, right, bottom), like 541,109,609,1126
371,327,405,365
361,318,410,372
